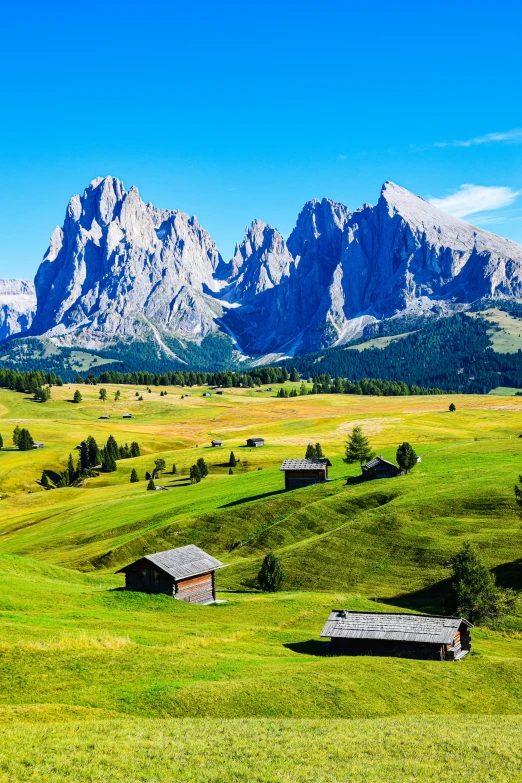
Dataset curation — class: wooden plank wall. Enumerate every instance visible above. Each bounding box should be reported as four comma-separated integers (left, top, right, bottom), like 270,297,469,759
176,573,214,604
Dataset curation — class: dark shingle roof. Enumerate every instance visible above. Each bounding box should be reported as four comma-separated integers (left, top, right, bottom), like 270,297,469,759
363,456,397,470
280,458,331,471
118,545,225,580
321,610,472,645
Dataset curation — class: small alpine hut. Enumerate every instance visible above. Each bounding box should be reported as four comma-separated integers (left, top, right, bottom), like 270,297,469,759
246,437,264,447
211,439,223,447
116,544,226,604
321,610,472,661
280,458,332,490
362,456,403,480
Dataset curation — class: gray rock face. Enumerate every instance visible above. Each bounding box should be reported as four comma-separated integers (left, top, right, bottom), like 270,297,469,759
30,176,224,347
21,176,522,358
0,280,36,341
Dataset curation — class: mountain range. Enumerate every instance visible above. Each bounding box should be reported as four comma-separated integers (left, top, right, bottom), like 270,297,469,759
3,176,522,364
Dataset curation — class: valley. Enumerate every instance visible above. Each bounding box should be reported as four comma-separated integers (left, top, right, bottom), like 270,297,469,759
0,383,522,779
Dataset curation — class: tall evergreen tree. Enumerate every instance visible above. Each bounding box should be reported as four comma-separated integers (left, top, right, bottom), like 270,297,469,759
0,434,3,449
86,436,100,467
41,471,50,489
197,457,208,478
258,552,286,592
130,441,140,457
449,403,456,412
396,442,417,473
315,443,324,459
305,444,316,459
12,425,21,447
290,368,300,382
102,450,117,473
105,435,119,460
229,451,237,467
450,541,506,622
73,390,82,403
18,428,34,451
130,469,139,483
343,426,374,471
67,453,76,485
147,478,156,490
190,464,202,484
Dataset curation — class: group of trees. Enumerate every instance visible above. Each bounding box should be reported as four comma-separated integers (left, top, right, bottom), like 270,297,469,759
343,426,418,474
450,542,517,623
0,369,62,394
13,426,34,451
305,443,324,459
190,458,208,484
40,434,141,489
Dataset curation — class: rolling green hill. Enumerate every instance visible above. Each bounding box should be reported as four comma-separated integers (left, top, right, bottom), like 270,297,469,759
1,383,522,779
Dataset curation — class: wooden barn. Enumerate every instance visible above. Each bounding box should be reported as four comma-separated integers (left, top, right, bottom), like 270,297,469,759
280,458,332,490
211,439,223,447
321,610,472,661
116,545,226,604
246,437,264,447
362,456,403,479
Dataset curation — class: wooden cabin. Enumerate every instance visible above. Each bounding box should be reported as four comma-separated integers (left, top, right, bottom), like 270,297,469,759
116,544,226,604
246,437,264,447
122,413,134,419
280,458,332,490
32,441,45,449
211,439,223,447
362,456,403,479
321,610,472,661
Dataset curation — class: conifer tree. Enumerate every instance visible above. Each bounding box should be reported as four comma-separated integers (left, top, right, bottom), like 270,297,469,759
229,467,233,475
229,451,237,467
0,434,3,449
343,426,374,471
145,471,151,480
67,453,76,485
41,471,50,489
299,382,307,396
130,469,139,483
105,435,119,460
130,441,140,458
102,451,117,473
13,425,21,447
315,443,324,459
396,442,417,474
73,390,82,403
147,478,156,490
172,463,177,475
305,444,316,459
190,464,202,483
290,368,300,382
18,428,34,451
258,552,286,592
99,388,107,401
115,390,121,401
197,457,208,478
449,403,456,412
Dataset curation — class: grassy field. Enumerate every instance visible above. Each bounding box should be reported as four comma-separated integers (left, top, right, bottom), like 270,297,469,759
1,383,522,779
345,331,413,351
470,307,522,353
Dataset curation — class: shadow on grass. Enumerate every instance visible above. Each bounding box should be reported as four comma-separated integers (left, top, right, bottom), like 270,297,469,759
345,474,366,486
284,640,330,656
493,559,522,591
219,489,287,508
377,577,452,615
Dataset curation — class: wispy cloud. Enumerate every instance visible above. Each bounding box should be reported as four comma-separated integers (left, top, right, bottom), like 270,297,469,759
337,153,347,161
413,128,522,151
429,184,521,218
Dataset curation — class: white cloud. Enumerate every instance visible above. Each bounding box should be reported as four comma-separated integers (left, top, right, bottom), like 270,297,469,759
337,153,347,161
429,184,521,218
433,128,522,148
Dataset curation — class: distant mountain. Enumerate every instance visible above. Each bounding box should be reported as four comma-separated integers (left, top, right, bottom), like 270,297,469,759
0,280,36,341
2,176,522,364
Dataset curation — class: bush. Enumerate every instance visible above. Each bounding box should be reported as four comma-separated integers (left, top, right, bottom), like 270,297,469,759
396,442,417,473
73,390,82,403
147,479,156,490
449,403,456,412
130,469,139,483
258,553,285,592
197,457,208,478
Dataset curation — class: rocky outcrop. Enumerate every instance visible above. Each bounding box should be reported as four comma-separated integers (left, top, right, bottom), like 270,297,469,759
16,176,522,360
0,280,36,341
30,176,224,348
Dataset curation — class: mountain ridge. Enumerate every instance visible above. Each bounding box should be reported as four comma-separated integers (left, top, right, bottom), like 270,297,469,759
3,176,522,362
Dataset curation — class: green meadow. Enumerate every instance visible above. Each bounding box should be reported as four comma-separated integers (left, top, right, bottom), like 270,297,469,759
1,383,522,780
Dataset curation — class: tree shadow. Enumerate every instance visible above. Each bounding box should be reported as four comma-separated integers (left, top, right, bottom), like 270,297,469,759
377,577,452,615
284,640,330,656
493,559,522,591
345,474,366,486
219,489,287,508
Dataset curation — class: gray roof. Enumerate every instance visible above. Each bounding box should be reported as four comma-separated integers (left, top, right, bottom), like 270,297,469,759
280,458,331,471
363,456,398,470
118,545,225,580
321,610,472,645
247,437,264,441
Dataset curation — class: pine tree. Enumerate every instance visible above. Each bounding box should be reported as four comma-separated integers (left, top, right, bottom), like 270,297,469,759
86,436,100,467
73,390,82,403
106,435,119,460
102,451,117,473
305,444,316,459
147,478,156,490
145,471,151,480
172,463,177,475
258,552,285,592
197,457,208,478
190,464,202,484
115,390,121,401
67,453,76,485
99,388,107,401
396,442,417,474
315,443,324,459
229,451,237,467
449,403,456,412
228,467,233,475
0,434,3,449
130,469,139,483
41,471,50,489
18,428,34,451
290,367,300,382
130,441,140,457
299,382,307,396
13,425,21,447
451,542,500,622
343,426,374,471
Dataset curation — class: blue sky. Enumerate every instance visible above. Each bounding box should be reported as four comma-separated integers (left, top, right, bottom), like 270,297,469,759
1,0,521,279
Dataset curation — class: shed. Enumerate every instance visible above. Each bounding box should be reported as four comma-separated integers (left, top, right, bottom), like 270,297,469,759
116,544,226,603
202,393,212,397
32,441,45,449
362,456,403,479
99,415,110,419
215,390,223,395
246,437,264,447
211,440,223,447
280,458,332,490
122,413,134,419
321,610,472,661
